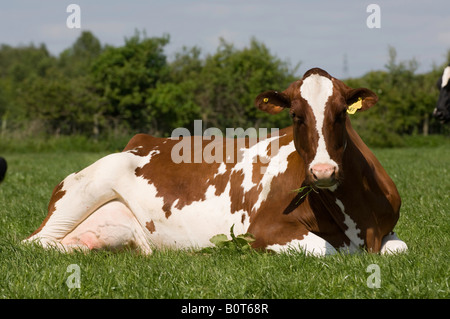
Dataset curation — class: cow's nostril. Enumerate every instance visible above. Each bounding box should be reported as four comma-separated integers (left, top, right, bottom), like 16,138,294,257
310,168,318,180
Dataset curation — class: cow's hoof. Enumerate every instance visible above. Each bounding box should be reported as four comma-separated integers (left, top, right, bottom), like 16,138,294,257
380,232,408,255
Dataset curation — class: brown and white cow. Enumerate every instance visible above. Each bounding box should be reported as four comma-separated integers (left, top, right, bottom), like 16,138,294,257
24,68,407,256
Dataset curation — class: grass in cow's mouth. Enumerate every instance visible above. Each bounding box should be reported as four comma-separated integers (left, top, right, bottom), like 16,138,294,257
292,185,318,204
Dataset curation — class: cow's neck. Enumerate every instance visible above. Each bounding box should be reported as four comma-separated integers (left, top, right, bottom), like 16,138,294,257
304,132,396,250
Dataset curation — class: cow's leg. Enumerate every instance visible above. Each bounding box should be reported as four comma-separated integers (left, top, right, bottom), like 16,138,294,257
60,200,152,253
265,232,337,257
380,232,408,255
24,152,145,250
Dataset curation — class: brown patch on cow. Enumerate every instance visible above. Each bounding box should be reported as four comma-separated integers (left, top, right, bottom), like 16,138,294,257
28,181,66,238
146,220,156,234
212,167,231,196
134,137,227,218
229,171,245,214
162,202,172,218
128,147,152,157
251,156,267,184
48,181,66,212
123,134,161,157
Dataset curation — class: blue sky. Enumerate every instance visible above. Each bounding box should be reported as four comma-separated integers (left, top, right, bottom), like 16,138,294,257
1,0,449,78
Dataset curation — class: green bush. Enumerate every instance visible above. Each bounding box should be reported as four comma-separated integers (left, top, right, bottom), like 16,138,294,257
0,33,449,148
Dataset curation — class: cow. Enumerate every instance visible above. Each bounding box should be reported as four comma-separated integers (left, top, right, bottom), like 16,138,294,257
24,67,407,256
433,64,450,123
0,157,6,183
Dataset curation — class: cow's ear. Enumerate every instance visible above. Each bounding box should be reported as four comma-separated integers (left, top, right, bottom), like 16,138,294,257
346,88,378,114
255,90,291,114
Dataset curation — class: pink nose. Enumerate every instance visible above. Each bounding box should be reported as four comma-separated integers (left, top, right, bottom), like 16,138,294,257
310,164,337,185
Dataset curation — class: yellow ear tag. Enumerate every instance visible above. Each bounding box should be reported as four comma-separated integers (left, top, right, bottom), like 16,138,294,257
347,97,363,114
263,98,269,103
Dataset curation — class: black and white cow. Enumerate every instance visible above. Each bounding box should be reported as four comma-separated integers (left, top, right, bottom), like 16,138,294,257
433,64,450,124
0,157,6,183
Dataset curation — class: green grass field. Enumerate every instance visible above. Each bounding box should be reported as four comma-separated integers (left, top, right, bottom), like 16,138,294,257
0,144,449,299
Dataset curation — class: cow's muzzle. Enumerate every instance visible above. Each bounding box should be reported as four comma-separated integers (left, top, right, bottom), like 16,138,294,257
310,163,338,188
433,108,450,124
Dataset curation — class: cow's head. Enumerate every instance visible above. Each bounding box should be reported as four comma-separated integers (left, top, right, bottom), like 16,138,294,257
433,65,450,124
255,68,377,189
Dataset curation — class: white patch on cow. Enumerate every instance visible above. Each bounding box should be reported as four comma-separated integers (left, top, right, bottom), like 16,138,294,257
25,150,163,248
252,140,296,212
267,232,337,256
214,162,227,178
124,152,250,249
121,176,164,230
113,151,167,231
148,183,249,249
231,134,284,193
300,74,338,170
441,66,450,88
60,200,152,253
327,184,338,192
380,232,408,255
335,199,364,248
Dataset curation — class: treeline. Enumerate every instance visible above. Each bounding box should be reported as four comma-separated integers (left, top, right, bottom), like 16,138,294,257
0,31,448,148
346,47,450,146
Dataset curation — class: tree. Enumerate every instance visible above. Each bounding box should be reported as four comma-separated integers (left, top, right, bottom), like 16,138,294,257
1,34,448,145
91,31,170,133
345,47,449,146
0,43,56,133
146,81,202,136
9,33,104,136
58,31,103,77
145,46,204,135
196,38,299,131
